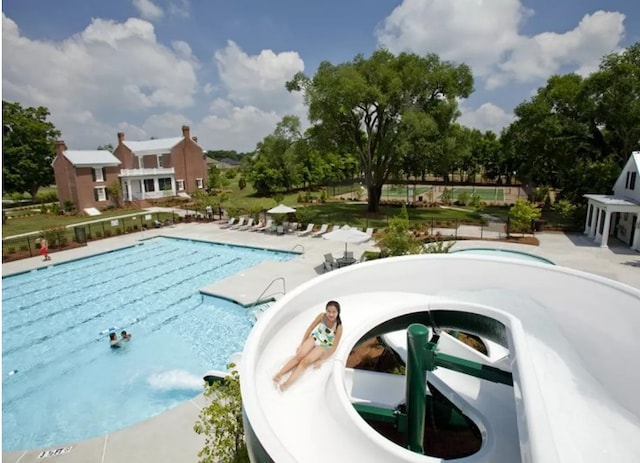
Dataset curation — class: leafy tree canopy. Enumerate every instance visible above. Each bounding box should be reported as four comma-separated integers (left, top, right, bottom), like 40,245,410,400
3,101,61,197
287,49,473,212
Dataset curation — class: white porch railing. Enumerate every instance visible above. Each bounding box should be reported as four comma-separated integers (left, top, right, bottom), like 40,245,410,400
119,167,175,177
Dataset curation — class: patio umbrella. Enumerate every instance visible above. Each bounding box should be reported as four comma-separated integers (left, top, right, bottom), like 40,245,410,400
322,225,369,254
267,204,296,214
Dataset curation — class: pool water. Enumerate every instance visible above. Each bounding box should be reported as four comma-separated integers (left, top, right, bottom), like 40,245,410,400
450,248,555,265
2,237,294,451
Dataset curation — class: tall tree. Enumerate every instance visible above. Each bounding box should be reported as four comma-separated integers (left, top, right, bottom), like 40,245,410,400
247,115,303,195
583,42,640,164
3,101,61,197
287,49,473,212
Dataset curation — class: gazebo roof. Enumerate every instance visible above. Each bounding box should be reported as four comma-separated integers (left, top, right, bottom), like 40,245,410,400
583,194,640,207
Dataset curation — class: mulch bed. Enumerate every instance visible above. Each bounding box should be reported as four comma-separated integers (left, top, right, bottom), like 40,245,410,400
347,337,482,459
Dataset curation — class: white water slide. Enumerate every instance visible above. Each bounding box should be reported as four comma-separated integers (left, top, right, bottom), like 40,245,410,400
239,254,640,463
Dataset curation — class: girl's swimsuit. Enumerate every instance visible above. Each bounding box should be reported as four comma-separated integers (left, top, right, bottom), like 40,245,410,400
311,318,336,348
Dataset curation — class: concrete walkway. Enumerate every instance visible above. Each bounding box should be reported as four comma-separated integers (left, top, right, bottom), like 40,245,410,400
2,223,639,463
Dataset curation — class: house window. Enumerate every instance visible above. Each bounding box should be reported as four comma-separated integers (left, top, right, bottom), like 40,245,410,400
158,178,172,191
92,167,105,182
196,178,204,189
630,172,637,190
143,179,155,192
94,187,107,202
157,155,163,168
177,179,185,191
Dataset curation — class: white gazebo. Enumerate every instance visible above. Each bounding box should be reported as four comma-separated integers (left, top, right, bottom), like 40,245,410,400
583,151,640,250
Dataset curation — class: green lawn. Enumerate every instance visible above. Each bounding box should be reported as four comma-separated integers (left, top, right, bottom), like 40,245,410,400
449,187,505,201
2,209,149,238
301,201,484,229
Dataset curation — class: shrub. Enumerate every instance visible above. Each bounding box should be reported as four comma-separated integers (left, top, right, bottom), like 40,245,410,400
509,199,541,234
294,206,316,226
376,205,424,256
36,191,58,203
194,367,248,463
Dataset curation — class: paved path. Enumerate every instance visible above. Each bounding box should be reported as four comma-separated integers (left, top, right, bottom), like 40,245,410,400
2,224,638,463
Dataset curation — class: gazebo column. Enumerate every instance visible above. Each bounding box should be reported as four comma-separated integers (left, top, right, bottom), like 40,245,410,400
632,218,640,252
593,207,602,240
584,203,592,234
600,209,611,248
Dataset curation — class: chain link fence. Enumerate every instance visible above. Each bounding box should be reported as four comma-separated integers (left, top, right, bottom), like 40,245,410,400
2,211,178,262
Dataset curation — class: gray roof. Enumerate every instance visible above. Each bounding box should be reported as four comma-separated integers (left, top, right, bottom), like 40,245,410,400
63,150,121,166
583,194,640,207
123,137,184,156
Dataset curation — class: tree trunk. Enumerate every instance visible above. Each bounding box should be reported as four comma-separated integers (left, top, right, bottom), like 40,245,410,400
367,185,382,213
30,184,39,201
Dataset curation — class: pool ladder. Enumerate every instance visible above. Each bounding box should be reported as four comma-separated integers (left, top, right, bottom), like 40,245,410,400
250,277,286,323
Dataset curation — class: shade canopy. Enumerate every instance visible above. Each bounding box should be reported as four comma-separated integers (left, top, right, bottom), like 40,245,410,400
267,204,296,214
323,225,369,253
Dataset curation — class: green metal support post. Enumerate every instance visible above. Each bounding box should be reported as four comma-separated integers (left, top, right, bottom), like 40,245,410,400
406,323,429,454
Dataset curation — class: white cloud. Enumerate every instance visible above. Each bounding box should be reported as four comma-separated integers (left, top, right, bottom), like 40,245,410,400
132,0,164,22
168,0,191,18
489,11,625,88
196,104,282,152
377,0,626,89
214,40,305,113
2,14,199,148
377,0,529,76
458,103,515,134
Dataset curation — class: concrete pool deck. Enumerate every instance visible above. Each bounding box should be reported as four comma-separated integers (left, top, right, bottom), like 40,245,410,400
2,222,639,462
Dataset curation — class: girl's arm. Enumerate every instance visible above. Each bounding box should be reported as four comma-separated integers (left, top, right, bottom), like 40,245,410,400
314,324,343,366
300,313,323,345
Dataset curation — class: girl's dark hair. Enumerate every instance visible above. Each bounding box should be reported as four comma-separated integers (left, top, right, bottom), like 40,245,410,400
326,300,342,326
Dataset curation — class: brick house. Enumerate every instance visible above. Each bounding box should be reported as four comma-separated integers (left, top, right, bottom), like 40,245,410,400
584,151,640,250
52,142,122,211
53,125,208,212
113,125,207,202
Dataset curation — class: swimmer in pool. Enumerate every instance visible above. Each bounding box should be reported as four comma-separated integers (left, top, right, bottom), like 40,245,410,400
109,332,121,348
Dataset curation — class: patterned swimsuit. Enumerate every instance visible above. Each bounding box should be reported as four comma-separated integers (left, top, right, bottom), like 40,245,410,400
311,318,336,348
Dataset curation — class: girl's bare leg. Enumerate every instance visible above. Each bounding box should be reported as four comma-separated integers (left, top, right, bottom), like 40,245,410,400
279,346,325,391
273,338,315,383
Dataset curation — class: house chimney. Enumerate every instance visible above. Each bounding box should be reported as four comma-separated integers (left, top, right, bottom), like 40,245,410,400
55,140,66,155
192,136,198,143
117,132,125,143
182,125,190,139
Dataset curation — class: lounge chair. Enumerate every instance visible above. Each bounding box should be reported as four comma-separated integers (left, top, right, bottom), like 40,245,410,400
249,220,265,231
362,227,374,241
219,218,236,229
323,253,336,272
311,224,329,238
297,223,314,237
253,219,272,232
237,218,254,230
229,217,245,229
287,222,298,233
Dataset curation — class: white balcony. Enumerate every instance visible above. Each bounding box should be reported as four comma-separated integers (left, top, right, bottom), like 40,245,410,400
119,167,175,178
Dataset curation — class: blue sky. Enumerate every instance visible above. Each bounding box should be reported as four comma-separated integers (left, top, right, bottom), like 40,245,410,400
3,0,639,152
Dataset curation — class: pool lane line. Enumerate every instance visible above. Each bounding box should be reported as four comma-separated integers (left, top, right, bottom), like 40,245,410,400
3,257,241,374
1,245,176,302
3,248,199,312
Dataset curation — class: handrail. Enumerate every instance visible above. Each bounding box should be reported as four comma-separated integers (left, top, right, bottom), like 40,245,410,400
290,244,305,255
252,276,286,307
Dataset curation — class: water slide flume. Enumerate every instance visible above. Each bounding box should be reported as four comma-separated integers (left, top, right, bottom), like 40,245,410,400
240,254,640,462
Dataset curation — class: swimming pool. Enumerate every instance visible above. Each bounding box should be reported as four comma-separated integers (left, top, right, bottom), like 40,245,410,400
450,247,555,265
1,237,295,451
